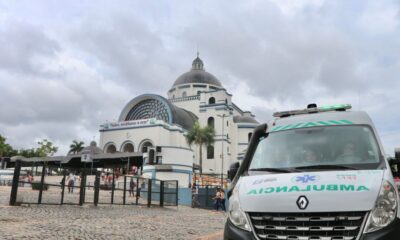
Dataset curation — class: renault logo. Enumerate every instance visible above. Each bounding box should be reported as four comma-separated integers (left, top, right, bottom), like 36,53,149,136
296,196,309,210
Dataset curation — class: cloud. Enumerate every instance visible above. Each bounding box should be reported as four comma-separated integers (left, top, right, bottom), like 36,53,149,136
0,19,133,154
0,20,60,77
357,1,400,34
67,11,178,93
180,1,368,101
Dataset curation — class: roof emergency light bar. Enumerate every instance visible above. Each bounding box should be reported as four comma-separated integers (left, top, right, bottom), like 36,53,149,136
273,104,352,118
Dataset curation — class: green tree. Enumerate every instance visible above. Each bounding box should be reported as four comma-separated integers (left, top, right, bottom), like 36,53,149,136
18,148,39,158
4,144,18,157
0,135,6,159
0,135,59,158
185,122,215,174
35,139,58,157
69,140,85,154
0,135,18,157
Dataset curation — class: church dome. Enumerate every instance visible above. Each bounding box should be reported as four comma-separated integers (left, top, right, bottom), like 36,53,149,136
78,141,103,155
172,54,222,88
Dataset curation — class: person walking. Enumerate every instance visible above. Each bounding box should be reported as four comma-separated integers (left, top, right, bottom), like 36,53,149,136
213,187,222,211
66,172,76,193
191,184,200,208
129,178,136,197
219,188,226,212
115,168,120,180
28,174,34,183
131,165,138,175
101,171,105,182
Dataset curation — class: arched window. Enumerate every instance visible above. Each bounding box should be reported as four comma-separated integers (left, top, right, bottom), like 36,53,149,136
248,132,253,142
105,144,117,153
141,141,153,153
122,143,134,152
125,98,170,123
207,145,214,159
208,97,215,104
227,120,229,127
182,91,187,97
225,99,228,104
172,95,175,99
207,117,215,128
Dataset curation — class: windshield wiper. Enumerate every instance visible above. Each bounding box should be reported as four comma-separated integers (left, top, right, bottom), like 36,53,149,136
295,165,359,170
249,167,301,173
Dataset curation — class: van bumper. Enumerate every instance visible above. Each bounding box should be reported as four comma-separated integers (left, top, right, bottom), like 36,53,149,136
360,217,400,240
224,219,256,240
224,218,400,240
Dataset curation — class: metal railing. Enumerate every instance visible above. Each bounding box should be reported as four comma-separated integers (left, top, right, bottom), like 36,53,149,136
9,160,179,207
192,184,226,210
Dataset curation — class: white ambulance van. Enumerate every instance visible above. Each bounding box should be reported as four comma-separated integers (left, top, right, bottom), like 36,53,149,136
224,104,400,240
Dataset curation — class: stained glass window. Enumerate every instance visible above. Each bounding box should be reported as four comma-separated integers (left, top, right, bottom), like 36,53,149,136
125,99,170,122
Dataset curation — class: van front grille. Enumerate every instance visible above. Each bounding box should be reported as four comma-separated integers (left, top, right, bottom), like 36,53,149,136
248,211,367,240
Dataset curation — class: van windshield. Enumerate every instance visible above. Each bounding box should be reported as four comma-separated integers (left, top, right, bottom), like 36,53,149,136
249,125,383,171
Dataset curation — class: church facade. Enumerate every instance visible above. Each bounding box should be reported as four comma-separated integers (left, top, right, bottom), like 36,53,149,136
99,55,258,187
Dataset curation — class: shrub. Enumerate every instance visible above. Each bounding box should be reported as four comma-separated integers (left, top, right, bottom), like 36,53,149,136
31,181,49,190
99,184,114,190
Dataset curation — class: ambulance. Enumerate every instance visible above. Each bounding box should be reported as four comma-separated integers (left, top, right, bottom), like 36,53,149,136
224,104,400,240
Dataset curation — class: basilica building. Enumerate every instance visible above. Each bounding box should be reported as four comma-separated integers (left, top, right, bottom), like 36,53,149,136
99,55,258,187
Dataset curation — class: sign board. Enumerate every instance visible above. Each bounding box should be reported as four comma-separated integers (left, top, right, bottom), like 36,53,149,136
81,150,92,162
101,118,157,130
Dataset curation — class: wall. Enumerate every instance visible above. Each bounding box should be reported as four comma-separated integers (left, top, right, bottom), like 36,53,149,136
156,172,190,187
99,121,189,153
161,147,193,167
178,188,192,206
142,165,192,188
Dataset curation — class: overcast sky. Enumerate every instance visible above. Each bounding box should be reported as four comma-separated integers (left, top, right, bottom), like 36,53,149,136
0,0,399,156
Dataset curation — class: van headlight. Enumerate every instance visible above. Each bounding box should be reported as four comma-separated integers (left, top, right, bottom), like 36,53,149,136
364,180,398,233
228,185,251,231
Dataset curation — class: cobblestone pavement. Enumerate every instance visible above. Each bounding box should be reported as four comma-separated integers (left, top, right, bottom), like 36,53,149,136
0,186,227,240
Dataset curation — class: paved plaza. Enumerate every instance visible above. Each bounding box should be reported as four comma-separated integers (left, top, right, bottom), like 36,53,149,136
0,186,226,240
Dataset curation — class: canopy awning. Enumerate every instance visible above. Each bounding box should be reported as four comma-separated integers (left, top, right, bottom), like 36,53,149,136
8,152,143,169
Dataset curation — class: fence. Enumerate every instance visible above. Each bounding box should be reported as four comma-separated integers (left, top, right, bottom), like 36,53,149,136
0,179,12,186
9,160,178,208
192,184,227,210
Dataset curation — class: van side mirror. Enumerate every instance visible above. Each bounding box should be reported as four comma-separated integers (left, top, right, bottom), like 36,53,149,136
228,162,240,181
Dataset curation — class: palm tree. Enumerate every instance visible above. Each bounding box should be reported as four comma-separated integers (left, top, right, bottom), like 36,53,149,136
185,122,215,174
69,140,85,155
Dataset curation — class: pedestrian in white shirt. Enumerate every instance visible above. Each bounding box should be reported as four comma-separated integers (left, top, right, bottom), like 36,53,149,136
66,173,76,193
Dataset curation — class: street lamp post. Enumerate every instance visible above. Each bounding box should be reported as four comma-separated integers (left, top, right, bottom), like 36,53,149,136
217,113,227,188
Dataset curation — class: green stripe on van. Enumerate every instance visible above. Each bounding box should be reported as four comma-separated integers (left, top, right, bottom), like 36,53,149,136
291,123,304,129
271,126,283,131
270,120,354,132
328,120,343,125
340,120,353,124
